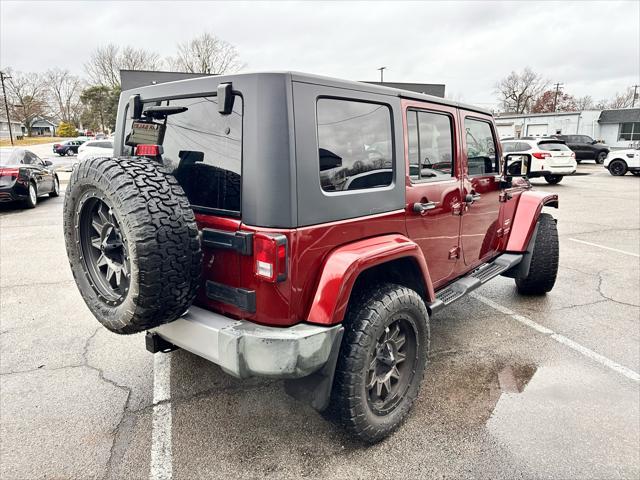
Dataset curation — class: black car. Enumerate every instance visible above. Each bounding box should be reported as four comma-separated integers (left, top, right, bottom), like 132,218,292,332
552,134,609,164
53,140,84,156
0,148,60,208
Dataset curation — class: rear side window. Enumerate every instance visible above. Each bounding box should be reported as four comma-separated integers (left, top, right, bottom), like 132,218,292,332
407,110,454,182
464,118,499,175
501,142,516,153
133,95,243,214
317,98,393,192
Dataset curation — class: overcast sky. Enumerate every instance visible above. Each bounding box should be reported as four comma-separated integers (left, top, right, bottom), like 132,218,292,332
1,0,638,108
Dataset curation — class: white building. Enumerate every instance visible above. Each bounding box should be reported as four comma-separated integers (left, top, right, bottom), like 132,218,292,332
495,108,640,149
0,116,23,139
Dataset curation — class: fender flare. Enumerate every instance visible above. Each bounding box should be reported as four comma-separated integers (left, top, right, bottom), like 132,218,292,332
306,234,434,326
506,190,558,252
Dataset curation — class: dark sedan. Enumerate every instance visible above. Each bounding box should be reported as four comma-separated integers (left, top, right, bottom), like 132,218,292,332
0,149,60,208
53,140,84,156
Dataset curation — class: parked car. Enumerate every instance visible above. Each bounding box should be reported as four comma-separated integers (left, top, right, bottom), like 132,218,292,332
77,139,114,163
0,148,60,208
62,72,559,443
501,137,577,184
603,148,640,176
53,139,84,156
552,134,609,163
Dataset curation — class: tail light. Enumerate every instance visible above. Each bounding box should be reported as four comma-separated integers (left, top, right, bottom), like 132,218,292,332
571,152,576,158
0,167,19,180
254,233,287,282
135,144,163,157
532,152,551,159
53,144,60,148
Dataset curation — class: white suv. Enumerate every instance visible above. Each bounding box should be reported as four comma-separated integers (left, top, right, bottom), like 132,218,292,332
501,138,577,184
76,140,114,163
603,147,640,176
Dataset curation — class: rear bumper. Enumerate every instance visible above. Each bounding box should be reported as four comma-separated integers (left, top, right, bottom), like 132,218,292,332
0,185,25,203
149,306,343,379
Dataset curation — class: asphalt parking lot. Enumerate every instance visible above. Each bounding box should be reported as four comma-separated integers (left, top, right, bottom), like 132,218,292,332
1,160,639,479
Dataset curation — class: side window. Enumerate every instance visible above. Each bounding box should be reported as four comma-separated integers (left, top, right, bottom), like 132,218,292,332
464,118,498,176
406,110,454,182
501,142,514,153
317,98,393,192
23,152,39,165
517,142,532,151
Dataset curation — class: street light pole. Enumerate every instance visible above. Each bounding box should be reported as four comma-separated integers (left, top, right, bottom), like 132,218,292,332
0,70,14,146
632,85,639,108
377,66,387,83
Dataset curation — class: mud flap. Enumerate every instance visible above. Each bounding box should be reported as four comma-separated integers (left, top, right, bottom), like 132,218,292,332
283,327,344,412
502,221,540,279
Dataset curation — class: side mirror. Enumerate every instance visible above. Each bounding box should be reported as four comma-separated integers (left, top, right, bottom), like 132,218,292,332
504,153,531,177
217,83,235,115
43,160,53,167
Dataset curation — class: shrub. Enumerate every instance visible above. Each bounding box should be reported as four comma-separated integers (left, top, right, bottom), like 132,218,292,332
57,122,78,137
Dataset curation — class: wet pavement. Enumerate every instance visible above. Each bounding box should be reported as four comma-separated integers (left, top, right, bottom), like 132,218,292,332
1,163,638,479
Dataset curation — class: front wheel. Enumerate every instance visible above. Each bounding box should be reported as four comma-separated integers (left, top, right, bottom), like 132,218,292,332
596,151,607,164
515,213,558,295
608,160,627,176
330,284,429,443
545,175,563,184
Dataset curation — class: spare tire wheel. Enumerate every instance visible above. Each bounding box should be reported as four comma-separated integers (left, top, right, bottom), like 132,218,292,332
63,157,202,334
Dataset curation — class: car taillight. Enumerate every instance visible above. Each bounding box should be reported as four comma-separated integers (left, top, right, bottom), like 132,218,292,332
532,152,551,159
0,167,19,179
254,233,287,282
135,144,163,157
570,152,576,158
53,144,60,148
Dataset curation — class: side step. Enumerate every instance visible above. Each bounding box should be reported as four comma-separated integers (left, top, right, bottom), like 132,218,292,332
428,253,522,314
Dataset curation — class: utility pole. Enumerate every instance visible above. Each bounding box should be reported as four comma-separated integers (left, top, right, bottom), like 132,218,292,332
632,85,639,108
0,70,14,146
377,66,387,83
552,82,564,112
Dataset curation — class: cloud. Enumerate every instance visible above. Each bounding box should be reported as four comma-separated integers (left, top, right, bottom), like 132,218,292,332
1,0,638,108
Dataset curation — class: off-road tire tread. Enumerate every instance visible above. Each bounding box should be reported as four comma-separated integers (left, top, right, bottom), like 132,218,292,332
330,283,430,443
63,157,202,334
516,213,558,295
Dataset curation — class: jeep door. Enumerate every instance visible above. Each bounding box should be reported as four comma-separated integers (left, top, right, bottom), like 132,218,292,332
459,112,502,267
403,100,463,288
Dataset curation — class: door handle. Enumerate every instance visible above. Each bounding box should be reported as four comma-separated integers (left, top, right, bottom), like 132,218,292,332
465,193,481,204
413,201,437,214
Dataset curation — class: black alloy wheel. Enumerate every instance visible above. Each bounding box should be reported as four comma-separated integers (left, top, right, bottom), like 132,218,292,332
609,160,627,176
366,319,417,416
78,194,130,305
596,151,607,164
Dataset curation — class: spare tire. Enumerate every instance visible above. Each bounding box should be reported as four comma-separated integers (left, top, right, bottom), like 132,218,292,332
63,157,202,334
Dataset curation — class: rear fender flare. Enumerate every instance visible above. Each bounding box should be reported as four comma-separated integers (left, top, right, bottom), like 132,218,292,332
306,234,434,326
506,191,558,252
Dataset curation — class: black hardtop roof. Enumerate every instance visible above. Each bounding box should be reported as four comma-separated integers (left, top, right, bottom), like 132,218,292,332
121,71,492,116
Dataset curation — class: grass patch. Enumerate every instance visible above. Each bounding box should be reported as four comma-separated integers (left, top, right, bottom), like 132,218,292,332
0,137,68,147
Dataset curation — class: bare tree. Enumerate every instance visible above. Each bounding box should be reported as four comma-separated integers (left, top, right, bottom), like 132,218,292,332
575,95,594,111
607,88,636,109
3,68,50,136
46,69,84,124
85,44,163,88
495,67,548,114
168,33,243,74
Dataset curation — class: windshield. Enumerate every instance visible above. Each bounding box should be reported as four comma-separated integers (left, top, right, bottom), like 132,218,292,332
0,150,21,165
540,142,570,151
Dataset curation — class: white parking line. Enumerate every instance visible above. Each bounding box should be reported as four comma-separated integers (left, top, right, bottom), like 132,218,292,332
150,353,172,480
569,238,640,258
471,292,640,383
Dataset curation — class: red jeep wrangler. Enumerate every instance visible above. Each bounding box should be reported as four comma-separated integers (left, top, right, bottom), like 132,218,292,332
63,72,558,442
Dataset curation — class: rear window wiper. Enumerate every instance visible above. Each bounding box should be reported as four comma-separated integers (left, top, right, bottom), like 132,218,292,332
143,106,188,120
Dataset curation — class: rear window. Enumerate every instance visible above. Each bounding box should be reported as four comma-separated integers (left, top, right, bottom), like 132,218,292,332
130,95,243,214
539,141,570,151
317,98,393,192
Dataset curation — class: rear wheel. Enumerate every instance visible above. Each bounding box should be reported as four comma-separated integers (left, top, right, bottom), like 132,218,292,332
545,175,563,184
24,182,37,208
63,157,202,334
330,284,429,443
608,160,627,176
596,151,607,164
515,213,558,295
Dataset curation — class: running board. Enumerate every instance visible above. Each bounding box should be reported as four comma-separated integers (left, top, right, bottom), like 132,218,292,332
428,253,522,314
